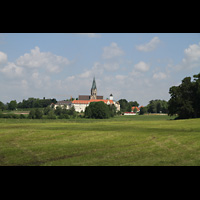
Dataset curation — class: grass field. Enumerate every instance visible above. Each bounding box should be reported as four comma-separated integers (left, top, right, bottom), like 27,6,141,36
1,115,200,166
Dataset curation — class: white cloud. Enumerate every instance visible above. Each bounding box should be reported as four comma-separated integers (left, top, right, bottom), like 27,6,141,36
79,70,92,78
79,62,104,79
76,33,101,38
115,75,127,81
102,42,124,59
92,62,104,75
0,62,23,77
134,61,150,72
16,46,71,73
181,42,200,69
29,70,51,90
66,76,75,82
136,37,161,52
103,62,120,71
184,43,200,60
32,72,39,79
130,69,142,77
21,80,29,90
0,51,7,64
172,42,200,71
153,72,167,80
0,47,73,102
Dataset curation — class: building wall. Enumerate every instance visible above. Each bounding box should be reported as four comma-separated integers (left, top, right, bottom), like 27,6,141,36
54,104,71,109
73,101,120,113
114,102,120,111
73,103,89,112
124,112,136,116
90,88,97,99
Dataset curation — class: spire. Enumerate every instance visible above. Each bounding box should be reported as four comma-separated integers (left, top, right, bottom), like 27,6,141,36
91,77,97,90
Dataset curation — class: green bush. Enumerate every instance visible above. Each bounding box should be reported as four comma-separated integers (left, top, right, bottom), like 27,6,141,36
28,109,35,119
85,102,111,119
47,110,56,119
28,108,43,119
20,114,26,119
0,113,20,119
35,108,43,119
58,114,70,119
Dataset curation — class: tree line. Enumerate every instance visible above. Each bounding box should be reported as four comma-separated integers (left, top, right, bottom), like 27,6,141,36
117,73,200,120
118,99,168,114
0,97,57,111
1,72,199,120
28,106,77,119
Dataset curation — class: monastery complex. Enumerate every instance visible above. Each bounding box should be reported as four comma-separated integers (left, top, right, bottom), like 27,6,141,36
54,77,120,113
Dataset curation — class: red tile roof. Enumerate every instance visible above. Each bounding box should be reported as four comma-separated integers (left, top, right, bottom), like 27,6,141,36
72,99,114,104
131,106,140,111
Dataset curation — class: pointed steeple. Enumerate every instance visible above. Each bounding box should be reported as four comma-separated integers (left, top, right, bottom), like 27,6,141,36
91,77,97,90
91,77,97,99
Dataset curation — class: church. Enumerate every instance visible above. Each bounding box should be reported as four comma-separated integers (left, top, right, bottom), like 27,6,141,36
54,77,120,113
78,77,104,100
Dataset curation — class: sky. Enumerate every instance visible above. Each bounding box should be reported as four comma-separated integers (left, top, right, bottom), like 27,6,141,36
0,33,200,106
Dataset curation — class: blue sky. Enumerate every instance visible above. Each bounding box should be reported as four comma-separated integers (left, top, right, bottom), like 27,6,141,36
0,33,200,106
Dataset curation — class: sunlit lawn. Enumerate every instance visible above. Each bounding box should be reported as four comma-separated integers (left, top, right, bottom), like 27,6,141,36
1,115,200,166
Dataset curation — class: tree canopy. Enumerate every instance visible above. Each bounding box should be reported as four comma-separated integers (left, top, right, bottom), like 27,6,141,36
168,73,200,119
17,98,57,109
7,100,17,110
147,99,168,114
85,101,111,119
118,99,139,112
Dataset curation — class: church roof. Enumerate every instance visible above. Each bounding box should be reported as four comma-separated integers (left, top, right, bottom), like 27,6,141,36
91,77,97,90
55,101,72,105
79,95,103,100
79,95,90,100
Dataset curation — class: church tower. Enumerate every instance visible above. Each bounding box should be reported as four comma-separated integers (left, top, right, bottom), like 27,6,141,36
90,77,97,99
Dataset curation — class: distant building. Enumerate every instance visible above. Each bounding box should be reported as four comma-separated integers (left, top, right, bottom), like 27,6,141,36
132,106,140,113
123,106,143,116
72,99,117,113
124,112,136,116
73,77,120,112
54,100,72,109
78,77,103,100
53,77,120,113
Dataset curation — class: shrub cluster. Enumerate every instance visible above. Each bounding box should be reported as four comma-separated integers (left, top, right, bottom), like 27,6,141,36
85,101,116,119
0,113,26,119
0,106,79,120
28,106,77,119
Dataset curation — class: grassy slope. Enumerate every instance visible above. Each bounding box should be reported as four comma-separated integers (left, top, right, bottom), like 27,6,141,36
1,115,200,166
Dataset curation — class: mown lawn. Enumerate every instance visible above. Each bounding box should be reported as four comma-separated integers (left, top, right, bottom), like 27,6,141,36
1,115,200,166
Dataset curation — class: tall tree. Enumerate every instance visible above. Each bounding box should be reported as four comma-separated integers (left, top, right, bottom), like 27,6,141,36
0,101,5,111
147,100,168,113
7,100,17,110
168,73,200,119
118,99,128,112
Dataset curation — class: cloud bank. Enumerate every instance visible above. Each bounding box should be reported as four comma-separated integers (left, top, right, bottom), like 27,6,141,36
136,37,161,52
1,37,200,106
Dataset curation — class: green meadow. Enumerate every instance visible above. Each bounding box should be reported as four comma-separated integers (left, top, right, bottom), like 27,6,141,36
1,115,200,166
